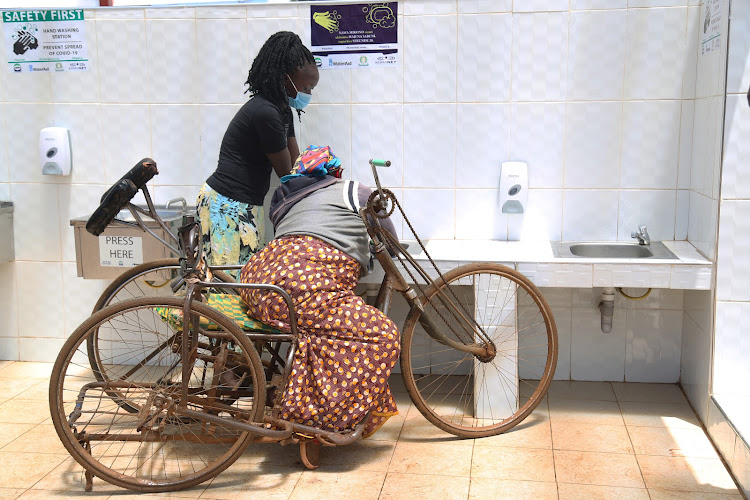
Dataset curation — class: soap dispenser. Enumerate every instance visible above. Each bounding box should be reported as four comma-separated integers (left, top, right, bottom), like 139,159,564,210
39,127,72,175
499,161,528,214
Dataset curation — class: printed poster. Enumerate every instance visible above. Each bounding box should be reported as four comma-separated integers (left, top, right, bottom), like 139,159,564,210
701,0,722,55
310,2,398,69
3,9,89,73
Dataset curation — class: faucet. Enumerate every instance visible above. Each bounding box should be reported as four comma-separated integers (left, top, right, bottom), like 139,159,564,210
631,225,650,245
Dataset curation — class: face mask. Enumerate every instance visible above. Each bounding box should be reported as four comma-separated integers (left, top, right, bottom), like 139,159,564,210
287,75,312,110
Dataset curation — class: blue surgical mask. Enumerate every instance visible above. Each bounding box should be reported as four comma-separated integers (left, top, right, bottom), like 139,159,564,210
287,75,312,110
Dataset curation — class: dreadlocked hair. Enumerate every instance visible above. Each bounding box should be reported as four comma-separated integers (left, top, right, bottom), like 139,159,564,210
245,31,315,118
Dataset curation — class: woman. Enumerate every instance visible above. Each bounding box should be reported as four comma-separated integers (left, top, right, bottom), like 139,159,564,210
197,31,320,270
240,146,400,438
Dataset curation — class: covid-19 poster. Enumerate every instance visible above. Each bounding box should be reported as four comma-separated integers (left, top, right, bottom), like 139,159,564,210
310,2,398,70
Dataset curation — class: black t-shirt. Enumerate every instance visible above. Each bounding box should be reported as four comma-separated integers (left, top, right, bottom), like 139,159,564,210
206,95,294,206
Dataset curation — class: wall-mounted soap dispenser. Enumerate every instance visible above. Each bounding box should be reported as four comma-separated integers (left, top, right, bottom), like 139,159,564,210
499,161,528,214
39,127,72,175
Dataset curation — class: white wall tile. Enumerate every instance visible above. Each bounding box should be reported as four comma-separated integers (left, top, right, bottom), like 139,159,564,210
351,65,404,104
564,102,622,189
714,301,750,396
198,104,240,182
247,18,300,68
351,104,404,188
457,13,512,102
562,189,619,241
96,19,149,103
95,9,144,20
402,189,454,239
458,0,512,13
150,105,202,186
0,337,19,361
298,104,352,176
15,261,64,340
675,189,689,240
716,200,750,302
620,100,681,189
721,95,750,200
567,10,626,101
681,312,710,422
146,20,197,103
62,262,109,338
571,0,627,8
617,190,677,242
625,309,682,383
629,0,690,6
195,19,248,104
4,103,54,184
678,99,694,189
571,306,627,381
12,184,61,262
624,7,688,100
18,338,65,363
511,102,565,189
455,189,506,240
248,5,298,19
145,7,194,19
100,104,153,184
403,0,456,15
58,184,110,263
707,398,737,465
551,307,572,380
404,15,456,102
0,32,52,102
196,5,246,19
0,104,6,184
514,0,569,12
50,19,100,103
732,437,750,497
456,104,510,188
691,97,721,197
521,189,563,242
52,103,105,185
726,0,750,94
687,191,717,260
683,6,699,99
403,104,455,188
511,12,568,101
0,264,18,345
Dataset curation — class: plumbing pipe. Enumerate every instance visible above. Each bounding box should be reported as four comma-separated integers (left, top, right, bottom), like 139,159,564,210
599,287,616,333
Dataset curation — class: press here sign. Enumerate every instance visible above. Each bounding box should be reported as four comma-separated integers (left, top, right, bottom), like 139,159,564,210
310,2,398,69
3,9,89,73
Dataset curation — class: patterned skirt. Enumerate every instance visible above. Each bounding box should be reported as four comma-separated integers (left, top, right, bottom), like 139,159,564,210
239,235,400,437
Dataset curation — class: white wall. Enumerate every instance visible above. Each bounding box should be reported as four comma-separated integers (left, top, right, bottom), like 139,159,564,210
0,1,707,371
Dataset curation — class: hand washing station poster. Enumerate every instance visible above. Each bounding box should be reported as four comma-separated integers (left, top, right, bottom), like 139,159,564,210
310,2,398,69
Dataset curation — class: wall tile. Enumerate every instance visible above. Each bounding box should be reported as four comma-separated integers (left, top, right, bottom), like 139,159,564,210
683,6,699,99
455,189,506,240
726,0,750,94
456,104,510,188
511,102,565,189
18,338,65,363
351,65,404,104
625,309,682,383
458,0,512,13
628,0,690,6
198,104,240,182
404,15,456,102
249,5,298,19
716,200,750,302
96,19,149,103
247,18,300,66
721,95,750,200
571,0,627,8
401,189,454,239
0,264,18,344
564,102,622,189
732,436,750,497
457,14,512,102
0,36,52,103
50,19,100,103
11,184,61,262
714,301,750,396
678,99,694,189
4,103,54,184
62,262,108,338
521,189,563,242
562,189,619,241
551,307,572,380
298,104,352,177
514,0,569,12
52,103,105,185
403,104,455,188
567,10,626,101
95,9,144,20
15,261,64,340
620,100,681,189
0,104,6,184
675,189,689,240
145,7,194,19
351,104,404,188
624,7,688,100
150,105,202,186
617,190,677,242
146,20,197,103
195,19,249,104
691,97,721,197
511,12,568,101
0,337,19,361
196,5,246,19
100,104,152,184
58,184,111,263
707,397,737,466
687,191,717,260
151,185,201,208
403,0,456,15
571,306,627,381
680,312,710,422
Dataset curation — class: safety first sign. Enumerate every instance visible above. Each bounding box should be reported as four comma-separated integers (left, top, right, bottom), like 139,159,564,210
3,9,89,73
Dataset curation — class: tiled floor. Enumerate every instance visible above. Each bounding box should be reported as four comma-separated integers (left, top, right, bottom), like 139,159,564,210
0,360,744,499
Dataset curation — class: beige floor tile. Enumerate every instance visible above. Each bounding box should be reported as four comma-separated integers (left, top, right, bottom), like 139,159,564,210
613,383,687,404
549,399,624,426
554,450,644,488
0,361,14,371
469,477,558,500
0,423,35,449
0,488,26,500
0,379,44,401
629,426,720,459
9,380,50,401
399,409,474,446
389,440,473,476
557,483,649,500
548,381,616,401
235,440,305,466
0,451,68,489
380,472,471,500
288,469,386,500
551,421,634,454
316,439,396,472
0,399,52,425
647,488,744,499
200,462,302,500
474,412,551,449
17,490,111,499
368,412,405,442
2,424,68,455
637,455,740,494
29,456,123,495
620,401,702,429
472,446,555,482
0,362,53,380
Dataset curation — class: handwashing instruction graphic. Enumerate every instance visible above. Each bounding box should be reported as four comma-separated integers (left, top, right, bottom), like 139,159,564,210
12,25,39,55
363,4,395,29
313,10,341,33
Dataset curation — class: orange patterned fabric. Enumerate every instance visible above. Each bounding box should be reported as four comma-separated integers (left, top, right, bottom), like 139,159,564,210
239,235,399,437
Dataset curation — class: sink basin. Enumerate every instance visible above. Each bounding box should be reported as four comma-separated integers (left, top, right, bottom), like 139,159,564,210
552,241,678,260
115,209,184,222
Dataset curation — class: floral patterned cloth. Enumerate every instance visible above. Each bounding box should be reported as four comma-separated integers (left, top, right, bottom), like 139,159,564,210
196,183,265,273
239,235,400,437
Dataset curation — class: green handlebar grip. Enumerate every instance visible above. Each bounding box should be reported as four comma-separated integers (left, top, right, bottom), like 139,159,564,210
370,159,391,167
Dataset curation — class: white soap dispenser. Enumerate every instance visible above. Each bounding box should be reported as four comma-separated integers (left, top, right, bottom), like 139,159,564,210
39,127,72,175
499,161,527,214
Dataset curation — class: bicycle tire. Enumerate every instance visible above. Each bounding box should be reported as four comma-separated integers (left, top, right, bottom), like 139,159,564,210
50,296,266,492
400,262,557,438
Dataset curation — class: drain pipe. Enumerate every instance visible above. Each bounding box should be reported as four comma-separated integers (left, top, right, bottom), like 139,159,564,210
598,287,616,333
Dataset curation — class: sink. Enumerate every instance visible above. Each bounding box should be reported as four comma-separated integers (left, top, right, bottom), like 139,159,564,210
115,209,184,223
552,241,678,260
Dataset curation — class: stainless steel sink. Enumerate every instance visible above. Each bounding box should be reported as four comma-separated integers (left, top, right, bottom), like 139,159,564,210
115,209,184,222
552,241,678,259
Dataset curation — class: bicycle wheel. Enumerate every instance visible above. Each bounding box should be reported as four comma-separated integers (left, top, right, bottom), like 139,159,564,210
400,262,557,438
50,297,266,492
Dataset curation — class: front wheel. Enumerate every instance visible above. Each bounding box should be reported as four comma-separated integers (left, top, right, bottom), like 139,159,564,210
400,263,557,438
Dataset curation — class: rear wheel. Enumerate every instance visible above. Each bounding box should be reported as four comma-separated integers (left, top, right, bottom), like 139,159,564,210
50,297,265,492
400,263,557,438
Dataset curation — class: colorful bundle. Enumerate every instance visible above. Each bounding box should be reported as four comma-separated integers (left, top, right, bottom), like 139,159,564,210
281,145,343,183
